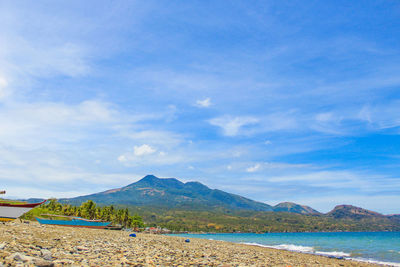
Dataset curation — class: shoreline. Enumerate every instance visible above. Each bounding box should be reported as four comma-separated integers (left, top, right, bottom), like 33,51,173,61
170,234,400,267
1,221,380,266
242,242,400,267
169,232,400,266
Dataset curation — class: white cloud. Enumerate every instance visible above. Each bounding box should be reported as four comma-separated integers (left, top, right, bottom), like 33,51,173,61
133,144,156,156
117,143,188,166
78,100,114,121
117,155,127,162
196,97,212,108
118,129,183,147
316,112,334,122
358,101,400,130
0,99,117,148
246,163,261,172
209,116,259,136
1,172,141,199
291,194,400,214
267,171,356,183
0,75,10,101
244,161,306,173
263,170,400,194
232,151,243,157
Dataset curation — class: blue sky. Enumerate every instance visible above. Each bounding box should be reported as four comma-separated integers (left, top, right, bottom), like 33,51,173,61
1,0,400,213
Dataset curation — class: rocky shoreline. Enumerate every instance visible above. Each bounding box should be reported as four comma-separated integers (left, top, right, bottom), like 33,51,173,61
0,221,378,266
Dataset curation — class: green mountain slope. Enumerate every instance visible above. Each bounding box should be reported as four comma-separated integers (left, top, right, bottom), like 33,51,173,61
61,175,274,211
136,208,400,233
273,202,320,214
54,175,400,232
327,205,385,219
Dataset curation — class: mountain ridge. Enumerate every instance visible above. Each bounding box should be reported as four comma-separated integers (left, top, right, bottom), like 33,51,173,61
61,175,275,212
60,175,395,218
273,202,320,214
327,205,385,219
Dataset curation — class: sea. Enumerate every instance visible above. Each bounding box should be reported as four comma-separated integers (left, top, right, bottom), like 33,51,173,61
170,232,400,266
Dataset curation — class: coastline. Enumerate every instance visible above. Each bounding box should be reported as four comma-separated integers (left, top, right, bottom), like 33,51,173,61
241,242,400,267
170,232,400,266
1,221,379,266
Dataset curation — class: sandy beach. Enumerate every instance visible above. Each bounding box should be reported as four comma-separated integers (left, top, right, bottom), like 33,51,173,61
0,221,378,267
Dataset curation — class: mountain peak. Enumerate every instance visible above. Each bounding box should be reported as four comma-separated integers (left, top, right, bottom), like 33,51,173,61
328,205,384,219
130,175,185,190
61,175,273,211
139,174,159,182
273,202,320,214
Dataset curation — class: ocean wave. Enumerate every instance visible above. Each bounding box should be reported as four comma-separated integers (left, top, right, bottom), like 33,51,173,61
241,242,400,266
315,251,351,257
243,242,348,256
242,242,314,253
349,257,400,267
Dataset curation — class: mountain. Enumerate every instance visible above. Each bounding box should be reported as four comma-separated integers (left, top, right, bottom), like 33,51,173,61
273,202,320,214
61,175,274,212
327,205,385,219
60,175,393,218
50,175,400,232
387,214,400,223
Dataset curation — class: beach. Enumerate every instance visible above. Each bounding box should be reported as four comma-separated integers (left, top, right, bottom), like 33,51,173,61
0,221,379,266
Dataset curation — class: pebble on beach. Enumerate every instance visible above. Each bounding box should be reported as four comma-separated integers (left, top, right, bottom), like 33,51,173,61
0,221,378,266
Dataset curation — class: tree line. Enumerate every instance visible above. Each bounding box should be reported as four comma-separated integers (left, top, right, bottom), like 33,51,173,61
24,199,144,229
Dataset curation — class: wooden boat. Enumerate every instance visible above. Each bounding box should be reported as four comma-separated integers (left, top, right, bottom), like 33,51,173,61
105,225,123,230
36,214,111,229
0,191,46,222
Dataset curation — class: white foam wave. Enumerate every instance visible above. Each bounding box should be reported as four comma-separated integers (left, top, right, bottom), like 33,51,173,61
242,242,400,266
242,242,314,253
243,243,351,258
349,257,400,267
271,244,315,253
315,251,351,257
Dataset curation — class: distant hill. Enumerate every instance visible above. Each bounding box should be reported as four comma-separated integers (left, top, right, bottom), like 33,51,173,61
327,205,385,219
273,202,320,214
59,175,397,221
61,175,274,212
387,214,400,223
50,174,400,232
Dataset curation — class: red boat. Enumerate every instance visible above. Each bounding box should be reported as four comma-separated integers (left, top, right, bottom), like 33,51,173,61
0,191,46,222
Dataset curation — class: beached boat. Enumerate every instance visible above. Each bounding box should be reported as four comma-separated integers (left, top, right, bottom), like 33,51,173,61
36,215,111,229
0,191,46,222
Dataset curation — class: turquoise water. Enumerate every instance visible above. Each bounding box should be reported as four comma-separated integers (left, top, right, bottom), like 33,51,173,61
170,232,400,266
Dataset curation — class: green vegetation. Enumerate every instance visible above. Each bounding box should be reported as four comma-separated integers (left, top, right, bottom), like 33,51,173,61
19,174,400,233
0,198,27,205
60,175,274,212
124,206,400,233
21,199,400,232
22,199,144,229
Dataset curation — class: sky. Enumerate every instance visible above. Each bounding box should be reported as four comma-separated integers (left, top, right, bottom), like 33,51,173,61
0,1,400,214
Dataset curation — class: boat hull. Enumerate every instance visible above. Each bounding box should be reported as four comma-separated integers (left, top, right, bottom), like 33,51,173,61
0,201,45,221
36,218,111,229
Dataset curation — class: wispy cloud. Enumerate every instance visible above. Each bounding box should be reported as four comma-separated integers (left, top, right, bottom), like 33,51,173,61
133,144,156,156
195,97,212,108
0,1,399,213
0,74,10,101
246,163,261,172
209,116,259,136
